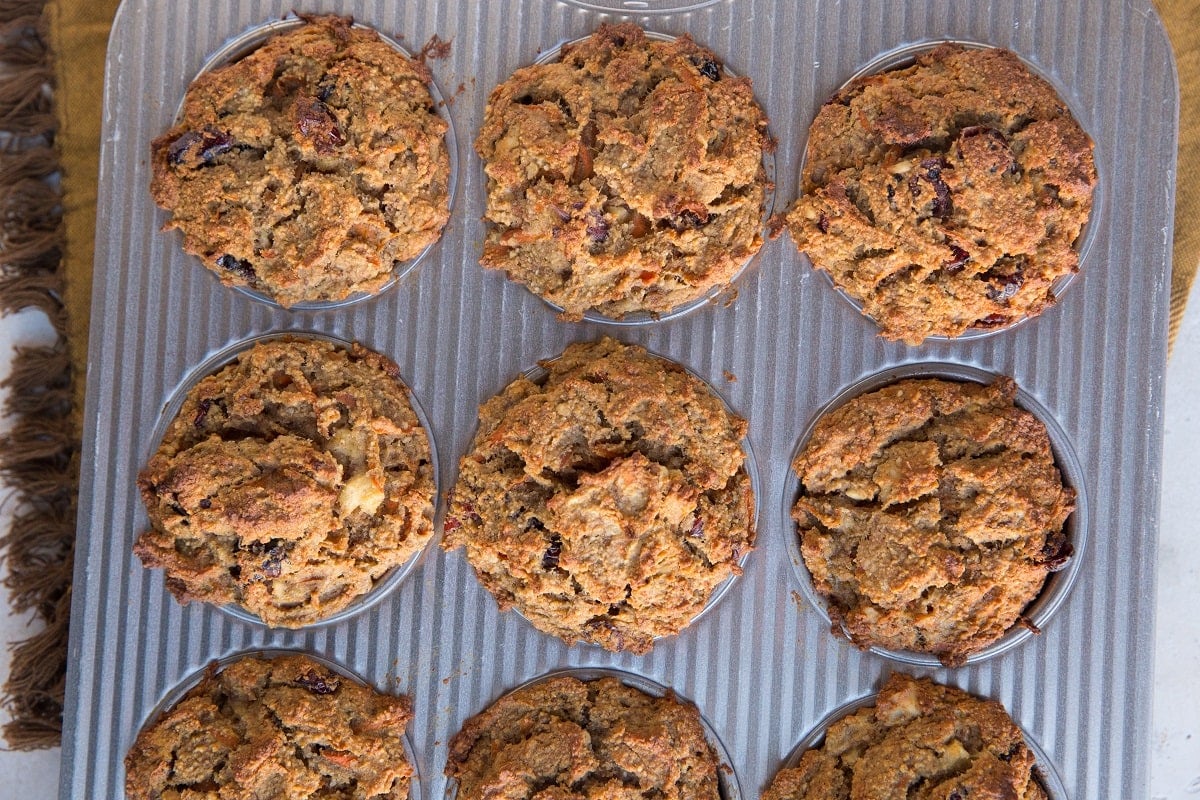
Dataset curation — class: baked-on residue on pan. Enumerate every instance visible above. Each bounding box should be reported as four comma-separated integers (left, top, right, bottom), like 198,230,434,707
445,338,755,653
780,44,1096,344
476,22,772,320
150,14,451,307
792,377,1074,665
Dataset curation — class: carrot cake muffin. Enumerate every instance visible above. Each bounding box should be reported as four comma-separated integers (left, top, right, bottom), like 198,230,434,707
781,44,1096,344
135,337,435,627
125,653,414,800
762,673,1048,800
476,23,772,320
792,377,1074,665
444,338,754,654
446,675,721,800
150,14,451,307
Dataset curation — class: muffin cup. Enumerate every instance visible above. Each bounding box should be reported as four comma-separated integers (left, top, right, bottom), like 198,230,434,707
775,688,1067,799
172,14,459,312
797,39,1104,343
489,30,775,327
131,648,426,800
143,331,441,630
448,342,758,651
781,362,1089,667
445,666,742,800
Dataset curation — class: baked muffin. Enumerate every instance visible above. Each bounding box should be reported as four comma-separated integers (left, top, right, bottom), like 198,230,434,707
476,23,772,320
762,673,1048,800
780,44,1096,344
150,14,451,307
791,377,1074,665
125,654,414,800
135,337,435,627
446,675,722,800
445,338,754,654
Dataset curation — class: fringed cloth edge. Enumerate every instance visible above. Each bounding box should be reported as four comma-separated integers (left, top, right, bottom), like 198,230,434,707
0,0,74,751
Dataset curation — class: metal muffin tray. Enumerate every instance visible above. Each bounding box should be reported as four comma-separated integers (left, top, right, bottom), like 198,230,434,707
63,0,1176,798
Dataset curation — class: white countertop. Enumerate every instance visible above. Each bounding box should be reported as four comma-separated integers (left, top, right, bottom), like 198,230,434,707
2,283,1198,798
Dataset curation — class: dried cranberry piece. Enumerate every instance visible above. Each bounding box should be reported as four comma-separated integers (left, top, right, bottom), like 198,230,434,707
691,56,721,81
247,539,286,579
295,96,346,154
944,244,970,273
260,549,285,578
978,313,1009,326
542,535,563,570
316,79,337,103
193,398,213,427
215,254,255,281
984,265,1024,301
689,517,705,539
167,127,234,166
816,213,830,234
586,212,610,244
1038,533,1074,571
997,742,1022,763
295,669,341,695
908,157,953,220
669,210,707,231
443,516,462,533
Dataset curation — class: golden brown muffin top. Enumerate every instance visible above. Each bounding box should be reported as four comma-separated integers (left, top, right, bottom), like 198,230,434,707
150,14,450,306
782,44,1095,344
476,23,771,319
445,338,754,653
792,377,1073,665
446,675,722,800
124,654,414,800
763,673,1048,800
135,338,435,627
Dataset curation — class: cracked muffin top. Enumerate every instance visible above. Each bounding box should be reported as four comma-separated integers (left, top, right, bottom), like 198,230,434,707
135,337,435,628
780,44,1096,344
150,14,450,307
791,377,1074,666
446,675,722,800
124,654,414,800
475,23,772,320
762,673,1048,800
444,338,755,654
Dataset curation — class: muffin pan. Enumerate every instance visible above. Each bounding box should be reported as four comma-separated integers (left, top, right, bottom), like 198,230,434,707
65,0,1175,798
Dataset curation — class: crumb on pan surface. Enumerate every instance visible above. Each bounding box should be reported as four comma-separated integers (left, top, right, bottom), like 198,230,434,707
445,337,755,654
762,673,1048,800
135,337,435,628
445,675,721,800
781,44,1096,344
124,653,415,800
791,377,1074,665
475,22,772,320
150,14,451,307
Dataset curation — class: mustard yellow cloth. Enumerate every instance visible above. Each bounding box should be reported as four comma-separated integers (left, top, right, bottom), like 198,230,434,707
48,0,1199,398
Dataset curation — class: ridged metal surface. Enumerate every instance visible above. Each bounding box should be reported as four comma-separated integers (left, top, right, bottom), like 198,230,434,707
63,0,1176,797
